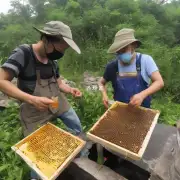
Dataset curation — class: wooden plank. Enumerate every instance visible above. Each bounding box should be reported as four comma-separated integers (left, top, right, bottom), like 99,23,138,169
12,123,86,180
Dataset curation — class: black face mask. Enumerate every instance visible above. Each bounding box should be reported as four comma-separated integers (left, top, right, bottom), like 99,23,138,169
44,42,64,60
46,48,64,61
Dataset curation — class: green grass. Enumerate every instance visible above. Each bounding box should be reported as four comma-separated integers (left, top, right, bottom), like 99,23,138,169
152,94,180,126
0,103,29,180
60,69,83,85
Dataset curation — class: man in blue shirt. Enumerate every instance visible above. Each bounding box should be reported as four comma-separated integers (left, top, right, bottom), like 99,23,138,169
99,28,164,108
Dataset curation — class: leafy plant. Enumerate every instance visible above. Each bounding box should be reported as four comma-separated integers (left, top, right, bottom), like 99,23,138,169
0,103,30,180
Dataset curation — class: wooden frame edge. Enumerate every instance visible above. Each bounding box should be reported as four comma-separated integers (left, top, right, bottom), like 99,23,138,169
11,147,48,180
138,112,160,157
11,123,86,180
87,132,140,160
87,102,160,161
49,141,86,180
11,123,49,149
110,101,160,114
49,123,86,144
89,109,110,132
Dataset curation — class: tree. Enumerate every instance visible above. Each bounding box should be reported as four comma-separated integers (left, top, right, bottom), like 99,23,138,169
9,0,32,21
154,0,168,4
28,0,49,21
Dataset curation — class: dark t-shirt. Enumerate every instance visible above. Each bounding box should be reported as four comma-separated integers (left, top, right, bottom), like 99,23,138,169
103,59,118,90
103,53,159,90
1,44,60,94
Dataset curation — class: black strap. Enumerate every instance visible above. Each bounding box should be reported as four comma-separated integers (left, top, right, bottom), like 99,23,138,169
18,44,32,71
36,70,41,85
136,53,142,72
49,60,58,79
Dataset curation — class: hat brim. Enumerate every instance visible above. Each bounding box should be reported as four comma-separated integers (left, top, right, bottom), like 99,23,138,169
63,37,81,54
107,39,141,54
33,26,81,54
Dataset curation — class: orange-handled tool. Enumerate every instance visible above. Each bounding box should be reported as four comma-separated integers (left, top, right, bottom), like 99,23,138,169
51,96,59,109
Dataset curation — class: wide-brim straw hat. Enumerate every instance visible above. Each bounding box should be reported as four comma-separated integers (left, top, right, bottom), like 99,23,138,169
33,21,81,54
107,28,141,53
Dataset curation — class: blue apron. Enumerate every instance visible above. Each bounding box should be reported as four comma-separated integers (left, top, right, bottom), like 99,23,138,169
113,54,151,108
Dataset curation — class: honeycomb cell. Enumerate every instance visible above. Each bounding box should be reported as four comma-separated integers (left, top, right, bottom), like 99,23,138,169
90,104,157,154
16,124,82,178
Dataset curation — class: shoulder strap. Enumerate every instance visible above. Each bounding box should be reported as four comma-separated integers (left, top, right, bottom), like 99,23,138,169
18,44,32,71
49,60,58,78
136,53,142,72
116,59,119,73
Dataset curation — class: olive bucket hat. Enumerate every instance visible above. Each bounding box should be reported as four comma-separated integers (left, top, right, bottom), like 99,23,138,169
33,21,81,54
107,28,141,53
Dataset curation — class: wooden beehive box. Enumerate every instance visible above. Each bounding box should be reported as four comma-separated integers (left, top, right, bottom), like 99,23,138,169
87,101,160,160
11,123,86,180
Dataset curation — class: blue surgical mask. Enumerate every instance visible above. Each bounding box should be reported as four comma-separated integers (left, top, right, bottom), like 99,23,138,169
117,52,133,63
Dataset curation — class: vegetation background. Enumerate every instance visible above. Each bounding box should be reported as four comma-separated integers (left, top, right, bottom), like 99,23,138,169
0,0,180,179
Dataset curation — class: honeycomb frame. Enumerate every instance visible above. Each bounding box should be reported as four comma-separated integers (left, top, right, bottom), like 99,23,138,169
11,123,86,180
87,101,160,160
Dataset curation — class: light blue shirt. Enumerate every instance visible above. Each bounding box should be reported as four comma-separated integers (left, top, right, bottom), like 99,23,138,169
118,53,159,84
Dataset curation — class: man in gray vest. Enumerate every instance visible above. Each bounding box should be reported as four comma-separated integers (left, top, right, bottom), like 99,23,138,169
0,21,82,179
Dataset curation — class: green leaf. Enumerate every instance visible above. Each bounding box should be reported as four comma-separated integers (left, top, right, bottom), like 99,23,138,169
0,164,9,173
0,142,11,150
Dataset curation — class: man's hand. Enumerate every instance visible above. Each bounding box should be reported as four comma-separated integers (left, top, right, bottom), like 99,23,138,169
70,88,82,97
102,94,109,109
129,93,145,107
99,77,109,109
29,96,54,111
